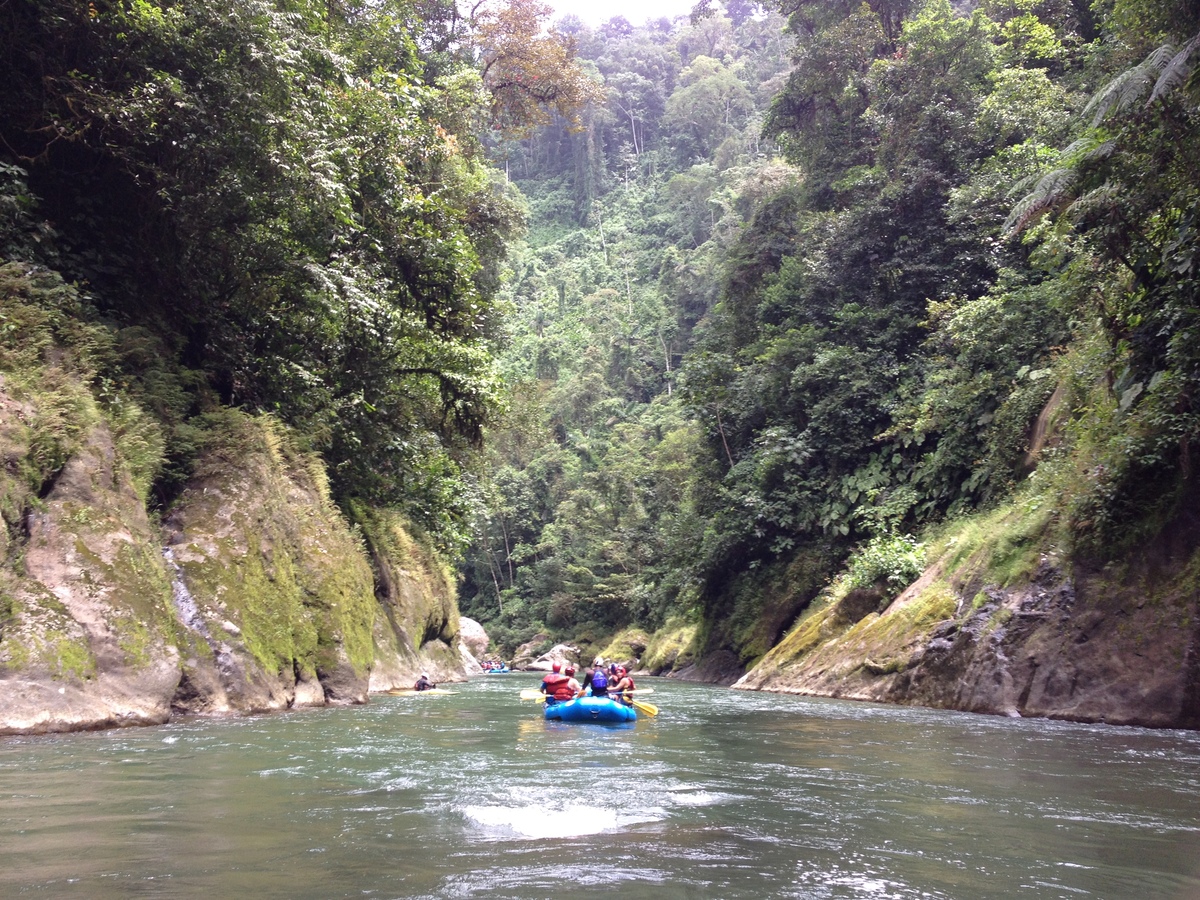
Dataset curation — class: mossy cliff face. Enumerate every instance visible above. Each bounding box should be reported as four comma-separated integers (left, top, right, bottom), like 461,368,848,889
0,267,472,733
163,412,379,712
0,395,181,734
164,412,473,713
736,504,1200,729
351,503,470,689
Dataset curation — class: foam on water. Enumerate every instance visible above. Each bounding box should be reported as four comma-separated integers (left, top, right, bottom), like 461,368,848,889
463,804,620,839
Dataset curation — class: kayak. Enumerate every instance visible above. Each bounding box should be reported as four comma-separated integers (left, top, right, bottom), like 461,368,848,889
543,696,637,723
386,688,458,696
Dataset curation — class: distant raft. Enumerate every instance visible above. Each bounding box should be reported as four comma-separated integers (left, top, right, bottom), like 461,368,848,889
543,696,637,723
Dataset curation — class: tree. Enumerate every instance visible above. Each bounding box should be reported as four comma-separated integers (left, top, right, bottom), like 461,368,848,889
476,0,604,137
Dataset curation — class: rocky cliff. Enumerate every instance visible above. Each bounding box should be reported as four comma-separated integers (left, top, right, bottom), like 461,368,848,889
734,503,1200,729
0,266,474,734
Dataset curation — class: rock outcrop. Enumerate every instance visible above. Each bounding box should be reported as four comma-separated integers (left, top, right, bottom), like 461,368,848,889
353,504,466,691
737,531,1200,729
0,393,473,733
458,616,490,661
1,415,181,733
525,643,581,671
161,411,379,713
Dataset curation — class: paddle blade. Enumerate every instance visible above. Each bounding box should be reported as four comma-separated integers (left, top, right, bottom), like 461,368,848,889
632,698,659,716
519,689,547,702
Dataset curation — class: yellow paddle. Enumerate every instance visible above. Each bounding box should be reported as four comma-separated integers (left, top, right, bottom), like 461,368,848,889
630,698,658,716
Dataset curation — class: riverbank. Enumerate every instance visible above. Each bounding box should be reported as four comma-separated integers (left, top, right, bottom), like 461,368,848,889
0,301,473,735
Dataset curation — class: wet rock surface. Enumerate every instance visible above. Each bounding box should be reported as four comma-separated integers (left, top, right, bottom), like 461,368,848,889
1,407,473,734
739,551,1200,729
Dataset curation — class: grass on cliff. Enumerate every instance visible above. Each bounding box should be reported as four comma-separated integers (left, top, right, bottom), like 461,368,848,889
639,616,699,673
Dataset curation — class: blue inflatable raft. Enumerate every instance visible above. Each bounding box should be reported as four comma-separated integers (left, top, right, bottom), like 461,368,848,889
543,696,637,723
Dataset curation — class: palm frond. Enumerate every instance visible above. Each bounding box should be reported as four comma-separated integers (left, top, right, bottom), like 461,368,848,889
1065,181,1122,224
1085,44,1175,126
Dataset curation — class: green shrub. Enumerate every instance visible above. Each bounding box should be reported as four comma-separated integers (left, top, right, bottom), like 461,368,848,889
844,532,926,598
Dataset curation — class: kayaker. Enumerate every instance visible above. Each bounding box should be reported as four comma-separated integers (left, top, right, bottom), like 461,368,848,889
541,662,574,703
414,673,435,691
612,666,635,705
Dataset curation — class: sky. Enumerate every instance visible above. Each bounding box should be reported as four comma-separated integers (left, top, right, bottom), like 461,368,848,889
544,0,697,28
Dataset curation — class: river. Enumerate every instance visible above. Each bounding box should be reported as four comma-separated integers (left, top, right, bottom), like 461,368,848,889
2,675,1198,898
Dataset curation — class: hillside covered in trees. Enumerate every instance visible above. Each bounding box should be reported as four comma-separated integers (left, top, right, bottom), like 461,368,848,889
1,0,1199,731
458,0,1200,723
0,0,597,732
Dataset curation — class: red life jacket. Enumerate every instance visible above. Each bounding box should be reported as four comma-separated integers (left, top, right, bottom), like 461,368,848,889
614,674,635,703
542,673,574,700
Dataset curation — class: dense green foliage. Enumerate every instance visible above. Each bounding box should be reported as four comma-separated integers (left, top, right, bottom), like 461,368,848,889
461,0,1200,665
0,0,574,549
4,0,1196,673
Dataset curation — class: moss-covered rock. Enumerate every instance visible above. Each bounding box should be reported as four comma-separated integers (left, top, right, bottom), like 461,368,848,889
736,498,1200,729
0,416,181,734
162,411,378,711
639,618,699,674
0,297,473,733
352,503,466,689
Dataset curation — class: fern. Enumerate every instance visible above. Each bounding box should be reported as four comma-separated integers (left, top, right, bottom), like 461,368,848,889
1004,167,1076,233
1150,32,1200,104
1086,33,1200,126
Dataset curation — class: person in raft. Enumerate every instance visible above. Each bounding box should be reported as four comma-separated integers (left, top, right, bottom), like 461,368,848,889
563,664,582,699
584,657,610,698
580,657,599,694
414,673,436,691
540,662,575,704
612,666,635,706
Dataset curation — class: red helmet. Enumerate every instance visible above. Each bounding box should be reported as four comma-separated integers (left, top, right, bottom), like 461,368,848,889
552,661,562,673
565,665,576,676
617,666,627,675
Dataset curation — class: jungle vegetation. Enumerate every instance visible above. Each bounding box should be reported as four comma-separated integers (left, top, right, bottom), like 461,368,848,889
457,0,1200,665
2,0,1198,671
0,0,595,551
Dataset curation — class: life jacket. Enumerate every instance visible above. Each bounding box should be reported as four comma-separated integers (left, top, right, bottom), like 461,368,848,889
590,668,608,694
542,672,574,701
615,674,634,704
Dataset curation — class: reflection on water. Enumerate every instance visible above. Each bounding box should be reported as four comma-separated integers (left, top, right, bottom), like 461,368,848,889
2,677,1199,899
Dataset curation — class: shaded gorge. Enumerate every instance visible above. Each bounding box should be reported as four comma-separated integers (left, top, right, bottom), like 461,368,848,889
2,676,1199,898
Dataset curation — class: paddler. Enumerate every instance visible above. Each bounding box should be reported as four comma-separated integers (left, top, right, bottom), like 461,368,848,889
584,657,609,698
563,664,582,699
414,673,435,691
612,666,635,705
540,662,574,703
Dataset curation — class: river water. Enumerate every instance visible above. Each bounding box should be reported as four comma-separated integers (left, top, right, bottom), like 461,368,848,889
2,676,1199,899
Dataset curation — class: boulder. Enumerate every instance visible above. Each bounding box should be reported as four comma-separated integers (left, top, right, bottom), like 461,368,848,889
510,634,550,670
529,643,581,672
458,617,490,660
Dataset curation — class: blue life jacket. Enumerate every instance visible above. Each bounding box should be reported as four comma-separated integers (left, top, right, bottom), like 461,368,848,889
590,669,608,693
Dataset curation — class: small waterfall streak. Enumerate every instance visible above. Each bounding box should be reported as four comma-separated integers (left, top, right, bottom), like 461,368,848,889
162,546,212,639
